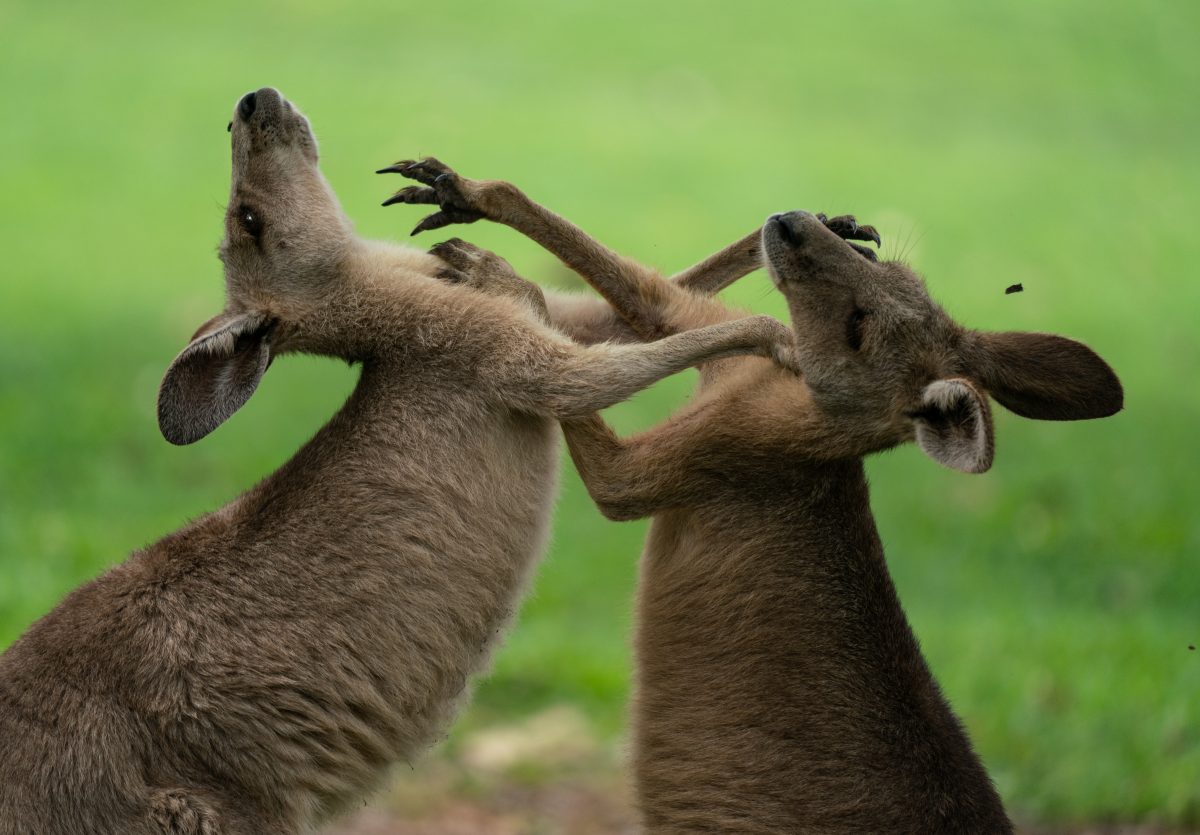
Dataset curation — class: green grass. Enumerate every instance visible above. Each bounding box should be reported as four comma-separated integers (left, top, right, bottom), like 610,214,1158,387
2,0,1198,825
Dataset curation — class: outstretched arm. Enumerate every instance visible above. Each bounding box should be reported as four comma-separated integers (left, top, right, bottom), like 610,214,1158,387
384,158,685,341
668,229,763,295
420,237,796,415
382,159,881,334
503,313,797,419
668,212,880,292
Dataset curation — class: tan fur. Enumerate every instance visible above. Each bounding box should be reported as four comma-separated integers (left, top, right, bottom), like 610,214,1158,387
395,169,1123,834
0,91,798,835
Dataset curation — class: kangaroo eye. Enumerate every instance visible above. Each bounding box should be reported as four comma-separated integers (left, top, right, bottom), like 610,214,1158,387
238,206,264,239
847,308,868,351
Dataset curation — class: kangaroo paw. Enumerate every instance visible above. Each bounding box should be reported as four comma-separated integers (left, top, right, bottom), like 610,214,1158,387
428,239,548,320
379,157,486,235
816,213,881,248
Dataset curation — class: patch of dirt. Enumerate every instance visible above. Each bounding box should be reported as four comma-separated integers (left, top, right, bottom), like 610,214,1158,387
327,706,636,835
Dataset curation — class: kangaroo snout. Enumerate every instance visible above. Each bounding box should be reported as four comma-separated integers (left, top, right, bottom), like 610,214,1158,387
766,210,830,249
236,86,286,125
237,90,257,120
231,87,317,161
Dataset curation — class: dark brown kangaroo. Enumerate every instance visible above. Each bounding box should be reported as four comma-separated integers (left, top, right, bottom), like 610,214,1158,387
0,93,800,835
387,163,1123,834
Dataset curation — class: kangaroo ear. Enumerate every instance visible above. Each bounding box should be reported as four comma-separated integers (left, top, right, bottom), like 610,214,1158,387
975,331,1123,421
157,312,277,445
912,379,994,474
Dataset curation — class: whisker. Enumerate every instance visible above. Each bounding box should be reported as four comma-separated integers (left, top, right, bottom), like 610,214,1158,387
903,229,926,264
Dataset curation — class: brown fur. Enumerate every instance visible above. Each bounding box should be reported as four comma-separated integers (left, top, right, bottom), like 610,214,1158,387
394,167,1123,834
0,91,799,835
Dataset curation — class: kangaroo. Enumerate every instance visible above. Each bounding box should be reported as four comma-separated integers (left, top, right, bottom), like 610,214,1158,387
384,161,1123,834
0,90,802,835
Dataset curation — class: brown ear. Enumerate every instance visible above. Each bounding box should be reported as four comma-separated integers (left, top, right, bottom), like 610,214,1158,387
157,312,277,445
912,379,994,474
975,331,1123,421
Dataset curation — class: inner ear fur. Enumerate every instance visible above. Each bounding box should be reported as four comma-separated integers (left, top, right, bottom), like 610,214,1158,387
974,331,1123,421
157,312,277,446
912,378,994,474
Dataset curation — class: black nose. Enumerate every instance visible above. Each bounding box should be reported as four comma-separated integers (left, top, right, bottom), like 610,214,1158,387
772,213,799,246
237,91,257,121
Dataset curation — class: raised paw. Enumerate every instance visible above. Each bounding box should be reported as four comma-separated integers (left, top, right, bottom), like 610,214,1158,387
378,157,485,235
816,213,881,261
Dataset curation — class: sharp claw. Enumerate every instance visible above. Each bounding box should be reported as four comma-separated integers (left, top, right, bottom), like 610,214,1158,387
382,186,438,207
411,212,447,236
823,214,882,248
378,159,440,185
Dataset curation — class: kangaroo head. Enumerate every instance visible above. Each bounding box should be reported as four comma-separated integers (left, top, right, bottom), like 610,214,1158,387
159,87,354,445
761,210,1123,473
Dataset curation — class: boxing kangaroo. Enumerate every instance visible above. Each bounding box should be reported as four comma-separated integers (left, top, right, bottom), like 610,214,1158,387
0,91,800,835
384,159,1122,833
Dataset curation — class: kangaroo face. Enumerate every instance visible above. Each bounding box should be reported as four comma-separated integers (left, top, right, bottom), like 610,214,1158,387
221,87,352,317
159,88,356,445
761,210,1122,472
763,211,966,440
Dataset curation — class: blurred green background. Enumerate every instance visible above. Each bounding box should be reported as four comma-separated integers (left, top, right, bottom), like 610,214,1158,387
1,0,1197,828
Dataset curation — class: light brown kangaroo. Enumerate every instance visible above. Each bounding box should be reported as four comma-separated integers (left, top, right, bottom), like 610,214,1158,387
384,162,1123,834
0,91,801,835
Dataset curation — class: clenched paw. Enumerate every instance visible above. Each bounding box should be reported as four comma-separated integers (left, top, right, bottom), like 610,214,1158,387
427,238,549,320
428,238,504,285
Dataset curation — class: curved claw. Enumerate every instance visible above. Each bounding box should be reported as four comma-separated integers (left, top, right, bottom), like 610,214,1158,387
382,185,439,207
410,208,483,236
855,224,882,248
375,160,417,175
412,212,452,236
397,157,456,186
819,213,883,254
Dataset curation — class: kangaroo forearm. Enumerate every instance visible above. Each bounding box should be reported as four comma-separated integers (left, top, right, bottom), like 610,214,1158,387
538,317,783,418
562,415,708,520
670,229,763,295
542,290,642,346
542,229,766,341
394,161,763,341
489,190,764,334
477,182,669,341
